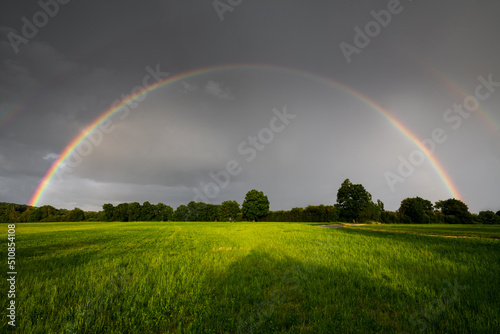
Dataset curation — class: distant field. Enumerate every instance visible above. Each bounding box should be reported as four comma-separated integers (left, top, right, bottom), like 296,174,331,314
347,223,500,239
1,222,499,333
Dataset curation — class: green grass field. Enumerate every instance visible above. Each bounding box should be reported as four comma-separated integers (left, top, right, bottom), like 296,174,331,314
347,223,500,239
2,222,499,333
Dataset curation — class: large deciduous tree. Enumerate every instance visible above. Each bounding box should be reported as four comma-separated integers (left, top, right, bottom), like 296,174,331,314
155,203,173,221
173,204,189,221
434,198,472,224
113,203,129,222
141,201,155,221
242,189,270,221
102,203,115,221
336,179,378,222
478,211,500,224
398,197,434,224
128,202,142,221
219,200,240,221
65,208,85,222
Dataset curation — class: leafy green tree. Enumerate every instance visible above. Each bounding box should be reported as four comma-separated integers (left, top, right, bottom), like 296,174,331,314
381,211,399,224
113,203,129,222
128,202,142,221
65,208,85,222
435,199,472,224
28,205,61,222
478,211,500,224
141,201,155,221
173,205,189,221
18,207,31,223
156,202,173,221
219,200,240,221
206,204,219,221
27,207,42,222
187,201,202,221
40,205,61,221
496,210,500,217
398,197,434,224
336,179,375,222
0,204,18,223
85,211,101,222
290,207,304,222
326,205,339,222
359,201,382,223
102,203,115,221
242,189,270,221
377,199,385,211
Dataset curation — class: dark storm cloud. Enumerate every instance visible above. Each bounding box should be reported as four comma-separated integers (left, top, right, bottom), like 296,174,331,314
0,0,499,212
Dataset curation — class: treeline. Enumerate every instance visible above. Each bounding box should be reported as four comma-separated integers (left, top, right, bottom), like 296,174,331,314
260,205,339,222
0,202,89,223
381,197,500,225
2,180,499,224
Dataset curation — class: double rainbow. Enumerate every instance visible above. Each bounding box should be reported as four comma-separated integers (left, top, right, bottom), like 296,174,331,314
28,64,463,207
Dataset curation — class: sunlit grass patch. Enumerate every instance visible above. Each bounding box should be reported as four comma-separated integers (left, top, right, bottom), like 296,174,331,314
1,221,498,333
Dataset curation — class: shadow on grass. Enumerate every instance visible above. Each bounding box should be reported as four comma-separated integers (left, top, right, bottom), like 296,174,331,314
174,230,498,333
179,250,428,333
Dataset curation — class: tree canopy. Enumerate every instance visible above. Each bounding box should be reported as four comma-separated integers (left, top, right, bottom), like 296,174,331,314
398,197,434,224
435,199,472,224
242,189,270,221
219,200,240,221
336,179,380,222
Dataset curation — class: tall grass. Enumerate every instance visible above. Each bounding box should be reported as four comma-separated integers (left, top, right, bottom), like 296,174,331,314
1,222,499,333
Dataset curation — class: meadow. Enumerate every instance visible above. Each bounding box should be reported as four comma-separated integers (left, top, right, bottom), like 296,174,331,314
1,222,499,333
346,223,500,239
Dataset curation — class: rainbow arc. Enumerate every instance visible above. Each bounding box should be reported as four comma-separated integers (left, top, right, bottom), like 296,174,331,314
28,64,463,207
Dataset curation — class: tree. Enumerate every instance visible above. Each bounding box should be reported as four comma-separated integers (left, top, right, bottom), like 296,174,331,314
359,201,382,222
187,201,202,221
65,208,85,222
336,179,374,222
398,197,434,224
113,203,129,222
478,211,500,224
173,205,189,221
381,211,399,224
156,203,173,221
242,189,270,221
496,210,500,217
219,200,240,221
28,205,60,222
27,207,42,222
172,202,219,222
128,202,142,221
205,204,220,221
141,201,155,221
102,204,115,221
435,199,472,224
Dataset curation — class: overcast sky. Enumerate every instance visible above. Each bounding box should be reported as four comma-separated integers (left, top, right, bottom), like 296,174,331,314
1,0,499,213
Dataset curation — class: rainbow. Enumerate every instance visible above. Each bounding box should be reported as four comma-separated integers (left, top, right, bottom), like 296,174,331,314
0,104,20,128
1,62,79,130
28,64,463,207
419,61,500,133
